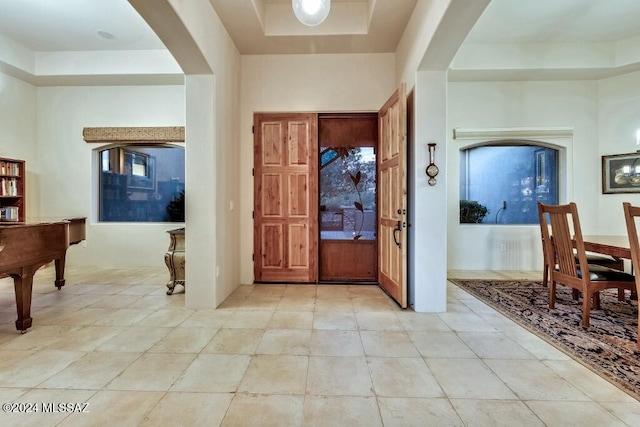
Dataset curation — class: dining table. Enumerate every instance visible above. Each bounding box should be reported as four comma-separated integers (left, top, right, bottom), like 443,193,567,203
582,235,631,260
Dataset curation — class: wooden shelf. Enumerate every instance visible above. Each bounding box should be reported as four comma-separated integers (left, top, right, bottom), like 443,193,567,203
0,158,25,222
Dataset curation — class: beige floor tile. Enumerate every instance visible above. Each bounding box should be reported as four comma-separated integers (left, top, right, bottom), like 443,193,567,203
450,399,545,427
437,312,498,332
256,329,311,355
0,322,80,351
277,296,316,311
96,327,170,353
126,295,177,310
136,308,195,327
86,294,139,309
117,284,163,296
47,307,115,326
0,387,28,403
484,359,590,401
224,310,274,328
238,354,308,394
268,311,314,329
316,285,351,299
457,331,536,359
40,352,140,389
310,330,364,356
410,331,477,358
171,353,251,392
306,356,373,396
426,358,518,399
0,350,85,388
526,400,628,427
178,309,234,328
0,350,36,370
315,298,354,312
2,268,639,425
303,396,382,427
543,359,637,402
283,285,317,298
360,331,420,357
355,311,404,331
3,389,95,427
313,311,358,330
202,328,264,354
148,327,218,353
58,390,164,427
396,309,451,331
501,330,570,361
230,284,254,297
222,394,304,427
140,392,233,426
600,401,640,426
348,285,386,297
216,295,246,309
44,326,124,352
368,357,445,397
238,296,281,310
352,297,398,312
377,397,465,427
250,284,287,297
92,308,156,326
106,352,195,391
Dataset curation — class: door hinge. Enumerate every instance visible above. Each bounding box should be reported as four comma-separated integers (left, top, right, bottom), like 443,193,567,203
252,253,255,261
252,125,255,134
252,211,254,219
252,168,254,176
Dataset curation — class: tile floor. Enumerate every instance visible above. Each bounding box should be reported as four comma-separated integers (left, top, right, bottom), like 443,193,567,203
0,267,638,426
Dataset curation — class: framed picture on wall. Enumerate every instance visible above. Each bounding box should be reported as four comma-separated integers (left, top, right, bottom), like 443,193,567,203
602,152,640,193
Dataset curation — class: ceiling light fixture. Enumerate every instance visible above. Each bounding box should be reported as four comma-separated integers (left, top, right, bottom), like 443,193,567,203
292,0,330,26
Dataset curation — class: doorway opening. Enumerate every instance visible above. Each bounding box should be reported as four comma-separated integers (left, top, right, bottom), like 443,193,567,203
318,113,378,282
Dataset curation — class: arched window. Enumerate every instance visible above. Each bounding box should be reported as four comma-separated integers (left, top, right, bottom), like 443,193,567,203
460,143,558,224
98,144,185,222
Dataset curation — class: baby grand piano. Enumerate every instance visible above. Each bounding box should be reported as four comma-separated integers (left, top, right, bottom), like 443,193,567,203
0,217,85,332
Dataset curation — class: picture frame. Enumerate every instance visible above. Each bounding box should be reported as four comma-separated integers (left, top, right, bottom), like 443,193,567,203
602,152,640,194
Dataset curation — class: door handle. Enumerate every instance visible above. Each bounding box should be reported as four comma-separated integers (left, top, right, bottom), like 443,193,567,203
392,220,403,249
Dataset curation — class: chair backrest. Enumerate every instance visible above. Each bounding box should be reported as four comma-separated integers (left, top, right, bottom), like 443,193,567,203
538,202,589,281
623,202,640,286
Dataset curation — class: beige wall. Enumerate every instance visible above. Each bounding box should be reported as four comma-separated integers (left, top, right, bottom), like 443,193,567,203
0,72,39,217
239,53,396,284
446,72,640,271
36,85,185,267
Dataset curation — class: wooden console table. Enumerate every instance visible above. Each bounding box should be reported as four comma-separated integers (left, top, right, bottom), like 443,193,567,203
164,228,185,295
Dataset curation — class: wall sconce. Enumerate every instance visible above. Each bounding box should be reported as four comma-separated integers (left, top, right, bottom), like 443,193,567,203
293,0,331,26
426,143,439,186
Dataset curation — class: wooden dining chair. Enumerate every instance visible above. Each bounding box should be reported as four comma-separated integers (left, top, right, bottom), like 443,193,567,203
538,202,635,328
622,202,640,348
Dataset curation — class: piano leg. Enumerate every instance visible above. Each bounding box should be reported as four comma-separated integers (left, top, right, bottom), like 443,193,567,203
12,267,36,332
54,255,66,290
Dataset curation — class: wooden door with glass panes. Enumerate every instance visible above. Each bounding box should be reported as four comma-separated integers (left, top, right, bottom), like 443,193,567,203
253,113,318,282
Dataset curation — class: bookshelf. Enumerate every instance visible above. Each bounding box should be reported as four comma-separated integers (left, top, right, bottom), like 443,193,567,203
0,157,25,222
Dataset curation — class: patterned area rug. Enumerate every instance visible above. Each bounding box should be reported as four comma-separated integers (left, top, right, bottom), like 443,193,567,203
449,279,640,400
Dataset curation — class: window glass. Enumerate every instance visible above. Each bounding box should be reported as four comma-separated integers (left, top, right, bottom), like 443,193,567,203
99,145,185,222
460,144,558,224
320,147,376,240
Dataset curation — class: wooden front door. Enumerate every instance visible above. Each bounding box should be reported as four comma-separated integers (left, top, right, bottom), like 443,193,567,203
378,85,408,307
253,113,319,282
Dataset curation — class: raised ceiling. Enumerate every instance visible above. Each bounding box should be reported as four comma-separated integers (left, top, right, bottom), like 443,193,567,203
0,0,640,80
